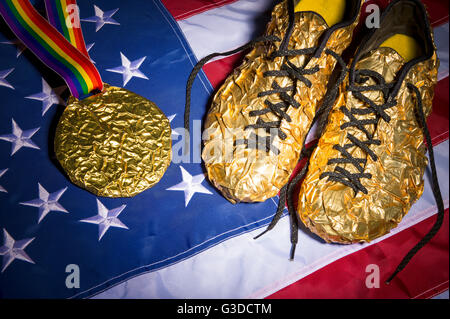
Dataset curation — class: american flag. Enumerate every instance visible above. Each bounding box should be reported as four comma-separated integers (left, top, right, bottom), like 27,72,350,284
0,0,448,299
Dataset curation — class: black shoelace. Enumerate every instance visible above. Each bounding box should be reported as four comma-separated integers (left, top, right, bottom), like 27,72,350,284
320,69,396,194
256,62,444,283
385,83,445,284
318,69,445,283
184,0,349,260
234,47,345,154
184,33,280,152
254,52,348,260
184,0,443,283
185,0,342,154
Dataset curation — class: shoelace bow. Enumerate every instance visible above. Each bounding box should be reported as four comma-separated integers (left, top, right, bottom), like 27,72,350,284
185,0,443,283
254,51,348,260
320,69,396,194
234,0,344,154
185,0,342,154
253,0,349,257
257,65,444,283
234,47,345,154
319,69,445,283
185,0,348,260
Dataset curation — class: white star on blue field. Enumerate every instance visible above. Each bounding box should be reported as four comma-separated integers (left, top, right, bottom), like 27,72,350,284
80,199,129,241
168,114,181,137
167,166,212,207
1,39,26,58
81,5,120,32
0,229,35,273
86,43,96,63
106,52,149,86
0,169,8,193
20,183,69,224
0,119,40,156
0,68,15,90
25,79,66,116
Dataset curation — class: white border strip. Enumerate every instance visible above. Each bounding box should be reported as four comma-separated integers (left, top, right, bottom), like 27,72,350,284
436,23,449,81
177,0,275,62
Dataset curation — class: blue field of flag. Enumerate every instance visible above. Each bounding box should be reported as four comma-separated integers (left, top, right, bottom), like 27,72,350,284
0,0,278,298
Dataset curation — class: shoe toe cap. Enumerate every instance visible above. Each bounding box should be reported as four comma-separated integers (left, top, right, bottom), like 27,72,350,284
204,156,285,203
297,170,409,244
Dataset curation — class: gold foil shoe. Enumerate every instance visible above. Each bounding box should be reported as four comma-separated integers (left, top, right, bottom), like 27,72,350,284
186,0,362,203
295,0,444,281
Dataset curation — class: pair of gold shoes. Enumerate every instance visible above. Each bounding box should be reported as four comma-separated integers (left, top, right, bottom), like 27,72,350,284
186,0,444,282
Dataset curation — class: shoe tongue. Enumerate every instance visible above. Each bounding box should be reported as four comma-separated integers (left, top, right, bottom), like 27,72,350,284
354,47,406,83
287,11,329,49
268,4,329,51
298,10,330,29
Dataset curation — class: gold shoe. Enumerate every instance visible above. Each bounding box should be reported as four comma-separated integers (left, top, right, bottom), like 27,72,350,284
186,0,362,203
296,0,444,281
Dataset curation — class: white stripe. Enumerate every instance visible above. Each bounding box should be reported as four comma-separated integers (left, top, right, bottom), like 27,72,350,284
175,0,240,20
435,23,449,81
432,290,449,299
177,0,274,63
94,140,449,299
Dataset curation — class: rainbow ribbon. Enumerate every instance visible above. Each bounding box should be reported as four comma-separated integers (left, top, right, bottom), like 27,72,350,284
44,0,90,57
0,0,103,98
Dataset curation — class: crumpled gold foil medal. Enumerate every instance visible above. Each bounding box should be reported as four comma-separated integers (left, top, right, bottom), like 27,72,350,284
55,83,172,197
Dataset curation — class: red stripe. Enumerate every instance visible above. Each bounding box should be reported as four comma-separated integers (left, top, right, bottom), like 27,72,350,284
426,2,449,27
267,208,449,299
161,0,238,20
202,53,243,88
429,77,449,146
411,0,448,27
413,280,449,299
67,0,89,57
162,0,449,24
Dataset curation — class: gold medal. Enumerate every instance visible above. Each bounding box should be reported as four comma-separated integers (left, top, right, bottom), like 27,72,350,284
1,2,172,197
54,84,172,197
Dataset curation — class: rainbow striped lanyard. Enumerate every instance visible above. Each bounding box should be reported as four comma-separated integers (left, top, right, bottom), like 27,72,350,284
0,0,103,99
